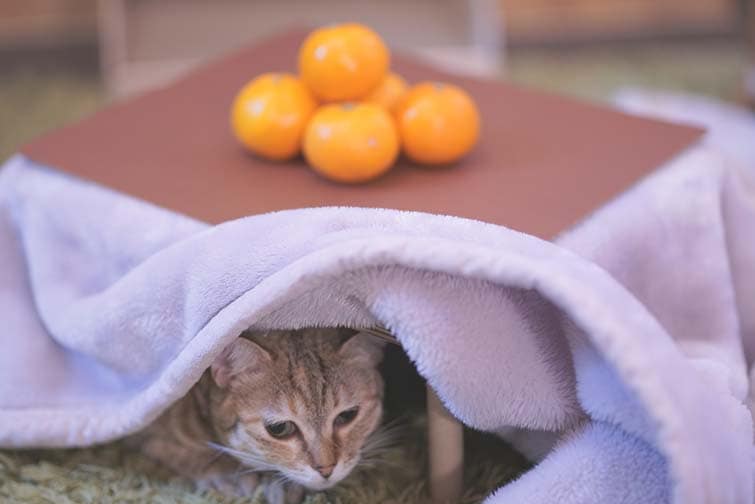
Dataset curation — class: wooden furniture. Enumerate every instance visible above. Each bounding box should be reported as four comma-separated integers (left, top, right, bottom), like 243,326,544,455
0,0,96,48
97,0,504,98
22,29,701,504
363,327,464,503
500,0,737,45
744,0,755,108
95,0,743,110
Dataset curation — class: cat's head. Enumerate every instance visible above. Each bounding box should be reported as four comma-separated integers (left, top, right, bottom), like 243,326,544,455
206,328,385,490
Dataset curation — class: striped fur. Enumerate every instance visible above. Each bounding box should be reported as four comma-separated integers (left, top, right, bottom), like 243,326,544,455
133,328,384,502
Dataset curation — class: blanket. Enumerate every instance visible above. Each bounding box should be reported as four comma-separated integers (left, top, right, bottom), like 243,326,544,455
1,134,754,503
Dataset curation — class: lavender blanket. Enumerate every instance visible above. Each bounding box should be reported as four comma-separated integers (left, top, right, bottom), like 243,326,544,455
1,100,754,503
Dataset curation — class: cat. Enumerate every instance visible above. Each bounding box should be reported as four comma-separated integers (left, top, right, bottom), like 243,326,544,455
131,327,386,503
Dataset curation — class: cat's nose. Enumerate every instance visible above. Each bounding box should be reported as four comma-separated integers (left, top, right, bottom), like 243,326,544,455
314,464,335,478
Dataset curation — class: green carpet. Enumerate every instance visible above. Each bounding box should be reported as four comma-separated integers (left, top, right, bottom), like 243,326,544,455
0,416,529,503
0,69,102,163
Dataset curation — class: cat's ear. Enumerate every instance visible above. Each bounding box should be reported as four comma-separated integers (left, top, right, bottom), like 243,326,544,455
211,337,272,388
338,331,386,366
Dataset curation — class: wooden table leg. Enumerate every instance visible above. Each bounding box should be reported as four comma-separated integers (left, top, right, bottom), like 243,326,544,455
427,384,464,503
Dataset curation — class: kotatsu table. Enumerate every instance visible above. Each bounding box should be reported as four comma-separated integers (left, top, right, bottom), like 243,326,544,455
18,28,702,503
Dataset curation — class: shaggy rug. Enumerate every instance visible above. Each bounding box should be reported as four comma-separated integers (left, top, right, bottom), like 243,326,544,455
0,415,529,504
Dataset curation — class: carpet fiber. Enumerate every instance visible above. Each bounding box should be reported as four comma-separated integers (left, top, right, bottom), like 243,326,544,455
0,416,529,503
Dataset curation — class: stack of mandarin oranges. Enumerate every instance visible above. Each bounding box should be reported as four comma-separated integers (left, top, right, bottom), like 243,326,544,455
231,23,480,184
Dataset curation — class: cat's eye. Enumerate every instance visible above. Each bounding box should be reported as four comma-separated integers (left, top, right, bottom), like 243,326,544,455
334,407,359,427
265,421,297,439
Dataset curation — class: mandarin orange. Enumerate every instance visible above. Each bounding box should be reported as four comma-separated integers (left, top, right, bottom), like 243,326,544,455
394,82,480,165
303,103,399,183
298,23,389,102
365,72,408,112
230,73,317,160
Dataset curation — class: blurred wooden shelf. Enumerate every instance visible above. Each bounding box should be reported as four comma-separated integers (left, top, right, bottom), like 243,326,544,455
501,0,739,45
0,0,97,47
2,0,740,51
98,0,504,98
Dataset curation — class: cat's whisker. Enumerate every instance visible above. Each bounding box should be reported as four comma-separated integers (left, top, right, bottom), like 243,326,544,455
236,466,268,476
238,456,277,472
362,418,405,453
272,474,290,485
356,417,408,470
267,473,296,493
207,441,278,472
356,458,382,471
208,441,254,460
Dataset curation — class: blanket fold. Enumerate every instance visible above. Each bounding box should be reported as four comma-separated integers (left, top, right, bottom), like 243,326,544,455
1,141,754,504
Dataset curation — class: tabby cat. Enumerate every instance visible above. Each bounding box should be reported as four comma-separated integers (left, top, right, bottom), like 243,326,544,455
132,328,385,503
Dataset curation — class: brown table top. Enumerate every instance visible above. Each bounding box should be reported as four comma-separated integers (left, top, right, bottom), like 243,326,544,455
21,28,703,239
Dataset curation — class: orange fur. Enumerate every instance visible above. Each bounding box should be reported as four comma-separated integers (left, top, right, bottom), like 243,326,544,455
132,328,385,503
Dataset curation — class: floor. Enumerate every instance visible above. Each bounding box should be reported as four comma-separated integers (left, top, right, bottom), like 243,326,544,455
0,38,747,162
506,39,746,102
0,69,101,162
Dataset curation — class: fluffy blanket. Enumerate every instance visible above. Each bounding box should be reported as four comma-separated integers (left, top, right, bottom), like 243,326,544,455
1,130,754,503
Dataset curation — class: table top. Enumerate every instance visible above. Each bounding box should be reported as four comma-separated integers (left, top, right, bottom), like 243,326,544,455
21,28,703,239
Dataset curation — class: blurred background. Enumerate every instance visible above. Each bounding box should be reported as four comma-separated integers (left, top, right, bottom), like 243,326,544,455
1,0,753,161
